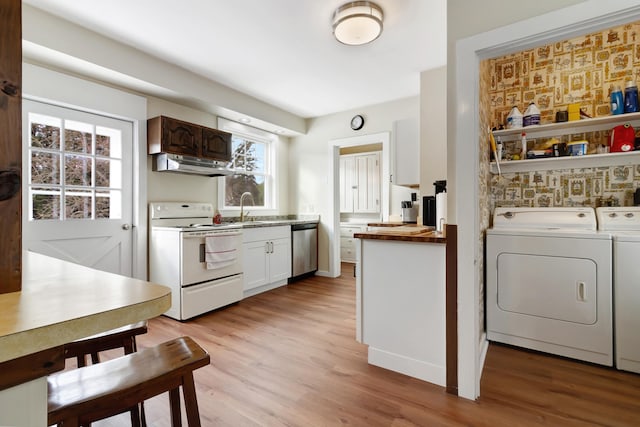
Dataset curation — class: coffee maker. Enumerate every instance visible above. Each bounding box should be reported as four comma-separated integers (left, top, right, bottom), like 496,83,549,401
423,180,446,228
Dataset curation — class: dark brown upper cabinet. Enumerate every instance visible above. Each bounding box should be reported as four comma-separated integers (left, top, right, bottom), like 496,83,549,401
148,116,232,162
202,127,232,161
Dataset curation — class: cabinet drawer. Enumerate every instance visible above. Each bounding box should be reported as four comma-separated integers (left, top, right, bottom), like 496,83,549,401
243,225,290,243
340,236,356,248
340,225,363,237
340,246,356,261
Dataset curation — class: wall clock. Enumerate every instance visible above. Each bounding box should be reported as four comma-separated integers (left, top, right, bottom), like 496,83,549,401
350,114,364,130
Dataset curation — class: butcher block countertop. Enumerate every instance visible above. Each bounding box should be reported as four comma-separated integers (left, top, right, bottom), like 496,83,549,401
355,224,447,243
0,251,171,364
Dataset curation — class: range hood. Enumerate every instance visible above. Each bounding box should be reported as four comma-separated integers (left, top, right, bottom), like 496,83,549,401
152,153,235,177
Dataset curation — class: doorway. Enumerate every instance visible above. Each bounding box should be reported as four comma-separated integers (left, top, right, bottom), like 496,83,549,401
454,2,640,400
327,132,390,278
22,99,134,276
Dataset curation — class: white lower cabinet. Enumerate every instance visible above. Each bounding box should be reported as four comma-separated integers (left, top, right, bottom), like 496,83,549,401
242,226,292,297
340,224,365,263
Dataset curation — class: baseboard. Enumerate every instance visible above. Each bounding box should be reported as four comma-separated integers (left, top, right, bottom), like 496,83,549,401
243,280,286,298
368,347,446,387
314,269,333,278
478,332,489,381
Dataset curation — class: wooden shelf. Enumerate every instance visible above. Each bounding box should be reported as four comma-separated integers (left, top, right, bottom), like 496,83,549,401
493,111,640,142
490,112,640,174
491,151,640,174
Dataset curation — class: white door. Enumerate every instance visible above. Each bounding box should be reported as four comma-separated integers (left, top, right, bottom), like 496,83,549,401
22,100,134,276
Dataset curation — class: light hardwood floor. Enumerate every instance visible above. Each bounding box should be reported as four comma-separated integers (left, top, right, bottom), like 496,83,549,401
89,264,640,426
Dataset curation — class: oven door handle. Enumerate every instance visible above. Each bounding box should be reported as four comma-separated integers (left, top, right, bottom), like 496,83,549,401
200,243,206,263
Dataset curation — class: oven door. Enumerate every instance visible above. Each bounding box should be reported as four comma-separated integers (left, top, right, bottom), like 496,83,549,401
181,230,243,285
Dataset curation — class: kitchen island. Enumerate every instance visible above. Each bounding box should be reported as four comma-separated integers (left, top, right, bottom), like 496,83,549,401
0,251,171,426
354,225,450,388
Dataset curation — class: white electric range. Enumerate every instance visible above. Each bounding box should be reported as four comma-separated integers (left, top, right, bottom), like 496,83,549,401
149,202,243,320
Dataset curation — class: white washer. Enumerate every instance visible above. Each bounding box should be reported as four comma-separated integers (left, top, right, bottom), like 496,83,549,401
597,206,640,373
487,207,613,366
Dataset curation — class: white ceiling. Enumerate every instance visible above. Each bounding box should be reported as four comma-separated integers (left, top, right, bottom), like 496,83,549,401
22,0,446,119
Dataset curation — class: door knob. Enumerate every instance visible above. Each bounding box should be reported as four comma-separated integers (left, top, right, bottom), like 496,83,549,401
122,224,131,230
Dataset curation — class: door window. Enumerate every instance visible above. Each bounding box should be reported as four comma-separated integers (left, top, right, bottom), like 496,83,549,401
27,113,123,221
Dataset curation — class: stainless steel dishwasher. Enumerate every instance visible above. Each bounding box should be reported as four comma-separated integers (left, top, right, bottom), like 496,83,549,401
289,222,318,282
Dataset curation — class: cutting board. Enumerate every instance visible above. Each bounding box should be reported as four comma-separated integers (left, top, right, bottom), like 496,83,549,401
370,226,431,235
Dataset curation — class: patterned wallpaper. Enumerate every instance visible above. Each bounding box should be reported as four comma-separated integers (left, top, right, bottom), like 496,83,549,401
484,20,640,209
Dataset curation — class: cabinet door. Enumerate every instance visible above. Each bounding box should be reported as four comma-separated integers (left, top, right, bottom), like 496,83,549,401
161,117,201,157
339,156,355,213
242,241,269,291
355,153,380,213
202,127,232,161
269,237,292,282
392,117,420,186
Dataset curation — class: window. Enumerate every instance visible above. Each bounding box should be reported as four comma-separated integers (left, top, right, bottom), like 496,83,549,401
27,112,123,221
219,119,276,211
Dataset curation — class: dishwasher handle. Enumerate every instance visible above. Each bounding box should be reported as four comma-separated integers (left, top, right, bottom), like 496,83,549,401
291,222,317,231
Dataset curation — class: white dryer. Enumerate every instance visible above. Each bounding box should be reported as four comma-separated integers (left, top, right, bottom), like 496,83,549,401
487,207,613,366
597,206,640,373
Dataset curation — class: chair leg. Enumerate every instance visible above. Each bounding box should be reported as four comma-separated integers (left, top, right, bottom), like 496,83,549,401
129,404,141,427
169,388,182,427
140,401,147,427
76,355,86,368
90,352,100,364
181,372,202,427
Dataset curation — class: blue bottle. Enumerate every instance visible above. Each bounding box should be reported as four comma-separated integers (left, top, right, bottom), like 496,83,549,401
624,81,639,113
610,85,623,115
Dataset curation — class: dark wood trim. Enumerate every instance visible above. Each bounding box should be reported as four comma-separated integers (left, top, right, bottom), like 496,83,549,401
0,345,65,391
445,223,458,395
0,0,22,294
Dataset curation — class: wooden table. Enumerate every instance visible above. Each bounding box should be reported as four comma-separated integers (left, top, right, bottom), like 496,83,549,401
0,251,171,426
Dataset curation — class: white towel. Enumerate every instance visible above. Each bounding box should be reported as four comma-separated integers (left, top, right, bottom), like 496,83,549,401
205,235,238,270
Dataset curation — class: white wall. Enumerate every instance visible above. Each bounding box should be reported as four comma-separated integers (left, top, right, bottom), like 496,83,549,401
289,97,419,274
420,66,447,195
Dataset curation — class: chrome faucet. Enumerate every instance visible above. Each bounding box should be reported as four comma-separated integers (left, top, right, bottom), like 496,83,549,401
240,192,254,222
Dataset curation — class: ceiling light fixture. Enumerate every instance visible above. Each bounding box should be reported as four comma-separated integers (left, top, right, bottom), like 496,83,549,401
332,1,384,46
238,117,251,124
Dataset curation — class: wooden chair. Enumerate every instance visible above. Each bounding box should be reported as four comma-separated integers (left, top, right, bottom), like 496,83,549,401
48,336,210,427
63,320,148,367
62,320,148,425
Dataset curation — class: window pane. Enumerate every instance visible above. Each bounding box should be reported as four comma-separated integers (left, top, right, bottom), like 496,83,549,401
65,120,93,154
95,158,109,187
32,189,61,220
96,193,110,219
225,175,265,207
65,190,93,219
65,155,92,186
96,126,122,158
230,137,245,168
96,190,122,219
31,122,60,149
251,143,265,173
31,152,61,184
95,134,111,157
